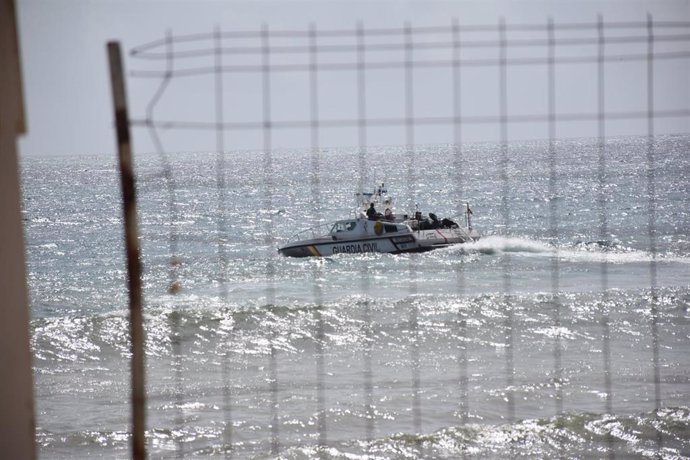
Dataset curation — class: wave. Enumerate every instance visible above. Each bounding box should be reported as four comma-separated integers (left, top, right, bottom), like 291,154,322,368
32,285,690,366
36,406,690,458
32,285,690,459
278,407,690,459
458,235,690,265
462,235,553,255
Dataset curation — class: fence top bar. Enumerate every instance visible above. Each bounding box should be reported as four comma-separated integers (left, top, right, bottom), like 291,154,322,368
129,50,690,79
130,32,690,61
130,20,690,57
129,109,690,133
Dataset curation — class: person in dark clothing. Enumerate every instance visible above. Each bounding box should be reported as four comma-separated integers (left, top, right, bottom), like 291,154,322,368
429,212,440,228
366,203,377,220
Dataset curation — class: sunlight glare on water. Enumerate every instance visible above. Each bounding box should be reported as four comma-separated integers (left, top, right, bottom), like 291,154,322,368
23,136,690,458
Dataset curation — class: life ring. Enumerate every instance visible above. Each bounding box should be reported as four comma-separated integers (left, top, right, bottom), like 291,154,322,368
374,221,383,235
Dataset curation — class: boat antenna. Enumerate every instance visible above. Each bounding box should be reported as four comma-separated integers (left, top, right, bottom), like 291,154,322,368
466,202,473,230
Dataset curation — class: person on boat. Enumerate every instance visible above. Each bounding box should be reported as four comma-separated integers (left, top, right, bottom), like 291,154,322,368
366,203,377,220
429,212,441,229
384,208,395,221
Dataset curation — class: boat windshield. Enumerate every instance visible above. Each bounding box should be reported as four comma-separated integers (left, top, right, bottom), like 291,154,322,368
331,220,356,234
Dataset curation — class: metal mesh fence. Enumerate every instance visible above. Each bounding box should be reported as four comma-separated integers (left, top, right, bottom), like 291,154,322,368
121,16,689,458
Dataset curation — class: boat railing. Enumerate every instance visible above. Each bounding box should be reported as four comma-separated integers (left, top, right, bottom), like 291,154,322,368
403,210,473,232
442,211,476,231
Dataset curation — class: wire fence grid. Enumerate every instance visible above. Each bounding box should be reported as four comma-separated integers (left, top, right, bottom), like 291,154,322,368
122,15,689,458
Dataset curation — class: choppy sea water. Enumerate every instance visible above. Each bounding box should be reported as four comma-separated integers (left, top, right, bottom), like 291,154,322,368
23,136,690,458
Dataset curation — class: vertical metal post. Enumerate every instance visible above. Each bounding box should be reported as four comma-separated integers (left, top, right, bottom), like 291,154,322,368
107,41,146,460
309,23,329,456
646,13,663,453
498,17,515,428
546,16,564,416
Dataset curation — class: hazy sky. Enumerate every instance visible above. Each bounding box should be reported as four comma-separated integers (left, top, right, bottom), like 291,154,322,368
16,0,690,156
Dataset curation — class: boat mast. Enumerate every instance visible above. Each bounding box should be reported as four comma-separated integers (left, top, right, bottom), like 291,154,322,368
466,202,473,230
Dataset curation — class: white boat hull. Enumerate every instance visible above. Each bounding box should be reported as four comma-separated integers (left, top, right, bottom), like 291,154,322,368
279,227,476,258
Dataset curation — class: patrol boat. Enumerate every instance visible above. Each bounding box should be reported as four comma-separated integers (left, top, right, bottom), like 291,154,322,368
278,185,480,258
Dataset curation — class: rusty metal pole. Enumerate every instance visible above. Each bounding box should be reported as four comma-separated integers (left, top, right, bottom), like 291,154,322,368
107,41,146,460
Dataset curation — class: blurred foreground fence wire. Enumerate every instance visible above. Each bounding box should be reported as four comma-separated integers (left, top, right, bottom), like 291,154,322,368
117,15,689,458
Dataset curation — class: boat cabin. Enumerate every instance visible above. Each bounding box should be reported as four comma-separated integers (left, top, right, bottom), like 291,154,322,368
329,218,410,240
